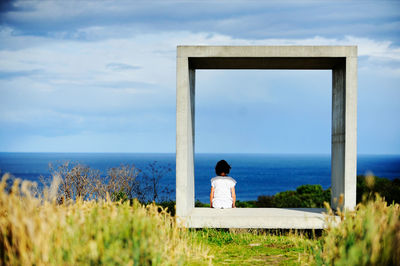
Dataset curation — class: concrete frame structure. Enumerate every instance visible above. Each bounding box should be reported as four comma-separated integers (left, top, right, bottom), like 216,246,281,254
176,46,357,228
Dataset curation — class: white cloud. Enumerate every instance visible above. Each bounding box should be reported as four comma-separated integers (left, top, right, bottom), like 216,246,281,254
0,28,399,152
1,30,399,117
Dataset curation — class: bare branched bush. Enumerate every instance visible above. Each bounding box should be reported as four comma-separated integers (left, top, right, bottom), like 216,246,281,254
142,161,173,202
43,161,100,202
95,164,142,202
41,161,172,203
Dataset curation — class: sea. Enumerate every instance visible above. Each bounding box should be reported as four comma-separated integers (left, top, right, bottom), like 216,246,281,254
0,152,399,202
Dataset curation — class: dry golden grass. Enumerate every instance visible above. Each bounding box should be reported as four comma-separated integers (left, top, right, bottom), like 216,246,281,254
3,170,399,266
0,175,210,265
307,194,400,265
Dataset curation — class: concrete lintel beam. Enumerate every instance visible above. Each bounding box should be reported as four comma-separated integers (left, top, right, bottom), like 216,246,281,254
178,45,357,58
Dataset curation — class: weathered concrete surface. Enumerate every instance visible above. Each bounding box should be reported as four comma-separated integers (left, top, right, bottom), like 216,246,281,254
176,56,195,218
178,45,357,58
331,56,357,210
176,46,357,228
344,56,358,209
180,208,328,229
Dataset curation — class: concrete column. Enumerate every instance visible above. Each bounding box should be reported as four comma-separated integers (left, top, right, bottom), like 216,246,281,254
176,55,195,217
331,55,357,210
188,68,196,209
344,56,357,209
332,66,346,210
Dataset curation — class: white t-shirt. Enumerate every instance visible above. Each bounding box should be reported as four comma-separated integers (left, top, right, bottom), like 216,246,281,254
211,176,237,209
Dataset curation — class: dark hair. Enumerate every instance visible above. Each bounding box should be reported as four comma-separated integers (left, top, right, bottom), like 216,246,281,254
215,160,231,176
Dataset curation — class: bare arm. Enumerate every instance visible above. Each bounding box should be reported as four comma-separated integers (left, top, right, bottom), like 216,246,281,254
210,186,214,208
231,187,236,208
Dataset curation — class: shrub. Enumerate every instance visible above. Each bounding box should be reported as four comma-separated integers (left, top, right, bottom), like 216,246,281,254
273,190,302,208
42,161,173,204
311,196,400,265
258,184,331,208
103,164,142,202
256,195,275,207
195,200,208,207
357,174,400,204
295,184,330,208
157,200,176,216
256,175,400,209
45,161,101,201
141,161,173,203
235,200,256,208
0,176,209,265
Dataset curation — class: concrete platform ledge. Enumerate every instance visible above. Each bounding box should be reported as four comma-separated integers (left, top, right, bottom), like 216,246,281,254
179,208,330,229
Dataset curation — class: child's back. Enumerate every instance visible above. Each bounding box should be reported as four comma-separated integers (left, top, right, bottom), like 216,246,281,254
210,160,236,209
211,175,236,208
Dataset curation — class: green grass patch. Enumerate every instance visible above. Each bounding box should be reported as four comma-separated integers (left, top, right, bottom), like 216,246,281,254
191,229,317,265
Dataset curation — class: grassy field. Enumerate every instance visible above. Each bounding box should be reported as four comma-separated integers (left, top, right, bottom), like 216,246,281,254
1,175,399,265
0,175,210,265
192,229,317,265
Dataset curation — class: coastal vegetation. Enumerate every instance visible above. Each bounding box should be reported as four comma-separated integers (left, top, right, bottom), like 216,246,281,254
40,161,173,204
1,164,399,265
310,195,400,265
0,175,209,265
18,160,400,209
195,175,400,208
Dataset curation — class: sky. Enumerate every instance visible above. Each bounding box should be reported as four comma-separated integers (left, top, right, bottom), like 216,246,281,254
0,0,399,154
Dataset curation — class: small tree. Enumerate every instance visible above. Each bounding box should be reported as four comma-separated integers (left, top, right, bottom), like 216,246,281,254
142,161,172,203
100,164,142,202
45,161,100,202
42,161,173,204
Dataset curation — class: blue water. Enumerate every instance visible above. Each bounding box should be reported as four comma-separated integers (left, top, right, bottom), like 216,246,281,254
0,152,399,202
